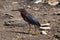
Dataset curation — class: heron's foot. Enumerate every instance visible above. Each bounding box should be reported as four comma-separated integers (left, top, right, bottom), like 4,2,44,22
32,31,40,35
28,26,31,34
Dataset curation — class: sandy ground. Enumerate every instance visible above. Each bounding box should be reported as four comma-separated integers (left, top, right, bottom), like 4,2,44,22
0,0,60,40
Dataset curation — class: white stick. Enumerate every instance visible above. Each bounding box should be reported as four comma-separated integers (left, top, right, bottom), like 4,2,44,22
40,27,51,30
41,23,50,26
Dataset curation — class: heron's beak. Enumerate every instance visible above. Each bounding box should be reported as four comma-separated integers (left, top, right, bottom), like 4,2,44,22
11,9,18,11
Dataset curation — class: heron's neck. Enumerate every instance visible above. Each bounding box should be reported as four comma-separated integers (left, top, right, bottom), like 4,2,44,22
20,10,27,15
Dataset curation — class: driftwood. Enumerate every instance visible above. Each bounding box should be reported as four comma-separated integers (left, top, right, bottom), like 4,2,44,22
4,20,27,27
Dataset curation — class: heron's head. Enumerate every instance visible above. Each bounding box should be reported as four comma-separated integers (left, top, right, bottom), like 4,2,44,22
11,7,25,12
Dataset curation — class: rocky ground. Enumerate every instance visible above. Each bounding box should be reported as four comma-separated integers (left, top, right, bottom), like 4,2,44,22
0,0,60,40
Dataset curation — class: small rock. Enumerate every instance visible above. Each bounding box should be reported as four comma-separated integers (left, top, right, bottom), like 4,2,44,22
53,12,60,15
43,13,47,15
56,38,59,40
54,34,60,38
41,31,47,35
48,0,59,6
27,5,31,8
34,0,42,4
5,14,14,19
33,7,39,11
12,2,18,5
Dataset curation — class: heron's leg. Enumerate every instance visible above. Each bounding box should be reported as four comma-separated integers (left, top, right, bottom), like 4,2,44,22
33,25,40,35
28,24,31,33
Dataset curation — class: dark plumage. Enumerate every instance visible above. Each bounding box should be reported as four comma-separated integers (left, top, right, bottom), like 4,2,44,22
11,7,41,34
24,13,40,27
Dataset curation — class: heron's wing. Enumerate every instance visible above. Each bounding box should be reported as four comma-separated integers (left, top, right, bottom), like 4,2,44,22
25,13,40,26
25,13,37,22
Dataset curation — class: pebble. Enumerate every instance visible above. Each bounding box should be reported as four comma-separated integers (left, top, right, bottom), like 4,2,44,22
41,31,47,35
12,2,18,5
53,12,60,15
48,1,59,6
34,0,42,4
33,7,39,11
27,5,31,8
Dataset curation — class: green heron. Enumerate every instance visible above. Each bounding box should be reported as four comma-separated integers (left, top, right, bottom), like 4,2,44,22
11,7,41,34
